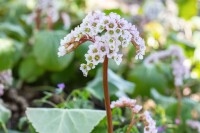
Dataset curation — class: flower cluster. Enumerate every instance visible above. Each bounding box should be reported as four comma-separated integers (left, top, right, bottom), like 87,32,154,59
55,83,65,94
142,111,158,133
28,0,59,24
0,70,13,96
37,0,59,22
144,45,190,86
110,97,142,113
186,120,200,133
58,11,145,76
111,97,157,133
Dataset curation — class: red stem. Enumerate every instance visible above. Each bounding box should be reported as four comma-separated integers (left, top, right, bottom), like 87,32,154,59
175,86,182,119
47,15,53,30
126,112,140,133
103,56,113,133
35,9,41,30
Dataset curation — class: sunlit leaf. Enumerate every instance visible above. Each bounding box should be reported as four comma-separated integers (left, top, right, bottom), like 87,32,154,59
0,104,11,124
19,55,44,83
0,39,15,71
26,108,106,133
0,23,26,40
33,31,74,71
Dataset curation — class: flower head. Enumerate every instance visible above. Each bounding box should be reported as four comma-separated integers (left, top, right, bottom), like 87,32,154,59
55,83,65,94
111,97,157,133
143,111,157,133
175,118,181,125
57,83,65,89
144,45,190,86
27,0,60,25
58,11,146,76
186,120,200,133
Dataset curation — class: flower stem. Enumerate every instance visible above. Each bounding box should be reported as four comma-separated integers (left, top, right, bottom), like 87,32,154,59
103,56,113,133
47,15,53,30
35,9,41,30
126,113,139,133
175,86,182,119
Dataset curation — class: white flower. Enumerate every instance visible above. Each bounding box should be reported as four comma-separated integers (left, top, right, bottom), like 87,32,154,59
93,53,104,64
132,105,142,113
111,97,157,133
87,62,96,70
114,54,123,65
58,45,66,57
85,53,93,63
61,13,71,29
88,45,99,54
80,64,90,77
97,42,109,55
143,111,157,133
58,11,145,76
34,0,59,23
109,12,120,21
106,19,118,31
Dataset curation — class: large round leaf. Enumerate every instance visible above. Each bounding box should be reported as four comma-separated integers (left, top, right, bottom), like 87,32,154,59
128,64,169,96
33,31,74,71
0,39,15,71
0,104,11,124
19,55,44,83
26,108,106,133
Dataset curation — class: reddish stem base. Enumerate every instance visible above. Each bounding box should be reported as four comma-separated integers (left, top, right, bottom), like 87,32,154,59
103,56,113,133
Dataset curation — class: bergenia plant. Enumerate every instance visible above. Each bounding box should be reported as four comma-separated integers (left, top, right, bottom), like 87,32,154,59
144,45,190,119
29,0,71,30
58,11,146,133
28,0,59,30
111,97,157,133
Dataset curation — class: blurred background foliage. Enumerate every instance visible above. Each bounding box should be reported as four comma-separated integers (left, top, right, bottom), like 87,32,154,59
0,0,200,132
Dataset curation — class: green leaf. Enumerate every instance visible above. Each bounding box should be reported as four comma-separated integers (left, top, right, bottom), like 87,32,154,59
91,117,107,133
33,31,74,71
128,64,168,96
151,89,176,108
19,55,44,83
177,0,198,19
0,23,26,40
0,104,11,124
26,108,106,133
0,39,15,71
151,89,200,120
87,68,134,100
0,130,23,133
